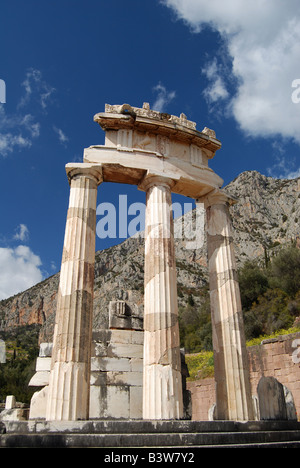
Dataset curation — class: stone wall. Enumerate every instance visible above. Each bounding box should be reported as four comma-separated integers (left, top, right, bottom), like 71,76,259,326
186,377,215,421
187,332,300,421
90,329,144,419
29,329,144,419
29,328,191,419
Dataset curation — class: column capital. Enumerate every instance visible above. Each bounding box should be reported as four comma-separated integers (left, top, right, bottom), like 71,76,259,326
138,173,176,192
197,189,237,209
66,163,103,186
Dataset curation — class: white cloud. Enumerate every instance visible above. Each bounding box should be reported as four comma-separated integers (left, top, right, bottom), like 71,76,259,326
0,68,55,157
267,142,300,179
0,130,32,156
162,0,300,144
53,126,68,145
18,68,55,110
21,114,40,138
267,157,300,180
13,224,29,242
152,82,176,112
0,245,43,300
202,59,229,103
0,105,35,156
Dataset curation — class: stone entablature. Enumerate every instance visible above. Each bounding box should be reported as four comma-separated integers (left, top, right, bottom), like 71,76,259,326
86,102,223,199
98,103,219,144
102,103,198,131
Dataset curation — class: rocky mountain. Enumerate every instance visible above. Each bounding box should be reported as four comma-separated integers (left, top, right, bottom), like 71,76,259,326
0,170,299,342
228,171,300,261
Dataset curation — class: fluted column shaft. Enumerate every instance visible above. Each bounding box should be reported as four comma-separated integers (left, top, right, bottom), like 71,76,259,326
142,176,183,420
46,165,102,421
204,191,254,421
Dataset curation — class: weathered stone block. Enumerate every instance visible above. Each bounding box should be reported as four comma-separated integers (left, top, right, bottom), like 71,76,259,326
284,385,297,421
92,329,112,343
130,386,143,419
36,357,51,372
91,356,131,372
89,385,108,419
108,342,143,359
92,341,108,357
90,371,107,386
0,408,28,421
110,329,132,344
131,358,143,372
106,386,130,419
131,330,144,345
28,371,50,387
29,387,48,419
5,395,16,410
109,329,144,345
257,376,287,420
109,301,143,331
39,343,53,357
106,371,142,387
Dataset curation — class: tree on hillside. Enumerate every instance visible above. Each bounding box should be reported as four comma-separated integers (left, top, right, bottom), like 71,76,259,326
241,245,300,339
179,289,212,353
238,260,269,310
268,246,300,297
243,288,293,339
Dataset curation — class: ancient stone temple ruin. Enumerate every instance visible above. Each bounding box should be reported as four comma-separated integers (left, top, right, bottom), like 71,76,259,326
30,103,254,422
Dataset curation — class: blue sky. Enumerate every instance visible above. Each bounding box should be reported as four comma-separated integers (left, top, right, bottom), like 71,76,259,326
0,0,299,299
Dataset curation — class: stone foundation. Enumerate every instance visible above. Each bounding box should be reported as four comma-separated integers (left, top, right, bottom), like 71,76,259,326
29,327,191,420
2,419,300,448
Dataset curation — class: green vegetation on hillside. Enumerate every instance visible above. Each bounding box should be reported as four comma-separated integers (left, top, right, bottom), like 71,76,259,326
185,325,300,382
241,245,300,339
0,325,40,404
179,244,300,354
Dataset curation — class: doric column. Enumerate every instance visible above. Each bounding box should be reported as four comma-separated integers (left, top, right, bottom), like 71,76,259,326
140,175,183,420
46,164,102,421
202,190,254,421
